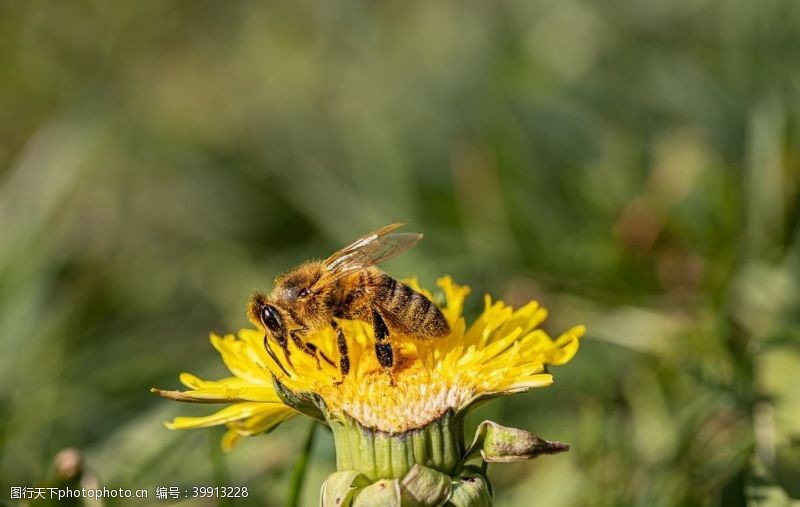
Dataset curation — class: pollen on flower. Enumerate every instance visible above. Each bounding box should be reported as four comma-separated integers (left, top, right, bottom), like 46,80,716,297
320,367,471,433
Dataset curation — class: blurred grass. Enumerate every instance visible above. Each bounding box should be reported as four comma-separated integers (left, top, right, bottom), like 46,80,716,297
1,0,799,506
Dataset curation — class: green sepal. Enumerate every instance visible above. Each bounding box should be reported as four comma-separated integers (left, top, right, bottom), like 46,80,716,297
399,464,451,507
322,464,452,507
320,470,371,507
272,377,325,422
446,466,492,507
352,478,402,507
463,420,569,463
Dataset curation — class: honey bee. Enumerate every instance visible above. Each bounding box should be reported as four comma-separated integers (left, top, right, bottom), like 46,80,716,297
247,223,450,377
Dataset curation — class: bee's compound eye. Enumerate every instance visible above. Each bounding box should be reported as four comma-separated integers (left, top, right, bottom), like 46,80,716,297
298,288,309,298
261,305,283,332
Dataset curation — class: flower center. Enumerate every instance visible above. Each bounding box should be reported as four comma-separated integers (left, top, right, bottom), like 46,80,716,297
317,362,475,434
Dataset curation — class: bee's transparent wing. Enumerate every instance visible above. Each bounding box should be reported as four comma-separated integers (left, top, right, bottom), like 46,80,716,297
310,223,421,291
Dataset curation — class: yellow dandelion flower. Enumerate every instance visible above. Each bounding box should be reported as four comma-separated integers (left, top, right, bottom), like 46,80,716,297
154,277,585,506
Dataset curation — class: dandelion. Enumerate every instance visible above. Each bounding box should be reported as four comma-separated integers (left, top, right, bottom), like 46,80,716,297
154,277,585,506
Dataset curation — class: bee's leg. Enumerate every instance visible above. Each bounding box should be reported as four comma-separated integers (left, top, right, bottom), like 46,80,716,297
331,320,350,378
289,328,315,367
371,308,394,370
290,328,335,369
275,331,294,369
305,342,336,368
263,335,291,377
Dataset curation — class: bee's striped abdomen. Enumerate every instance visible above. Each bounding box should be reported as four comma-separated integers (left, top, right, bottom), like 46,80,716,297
375,273,450,338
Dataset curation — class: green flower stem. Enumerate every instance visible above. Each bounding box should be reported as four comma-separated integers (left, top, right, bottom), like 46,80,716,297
286,420,317,507
329,411,462,481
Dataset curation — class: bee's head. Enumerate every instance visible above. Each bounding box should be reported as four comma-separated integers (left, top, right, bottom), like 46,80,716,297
248,293,287,338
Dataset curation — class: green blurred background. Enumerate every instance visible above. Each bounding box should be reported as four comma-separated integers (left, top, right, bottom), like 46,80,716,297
1,1,799,506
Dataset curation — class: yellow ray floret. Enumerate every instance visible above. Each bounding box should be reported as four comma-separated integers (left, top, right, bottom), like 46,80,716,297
155,277,585,447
